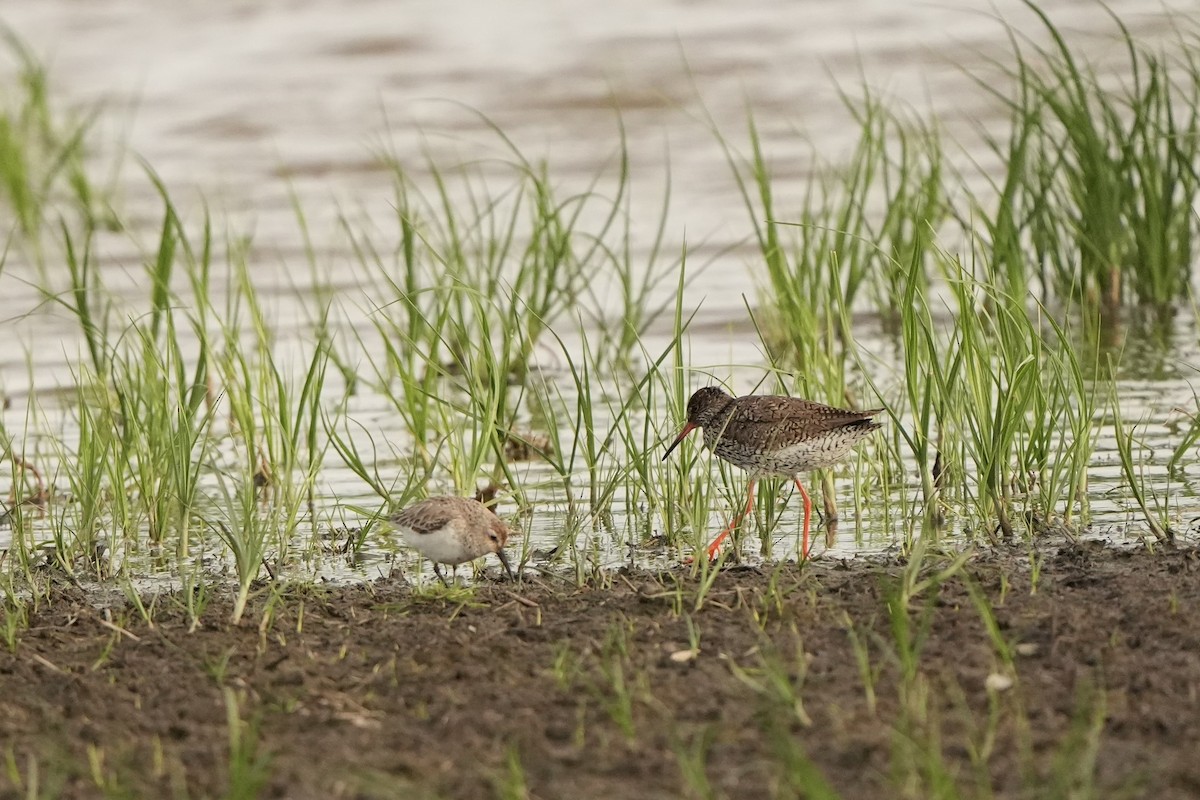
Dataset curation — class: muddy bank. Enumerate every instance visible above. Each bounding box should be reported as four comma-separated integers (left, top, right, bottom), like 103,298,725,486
1,543,1198,799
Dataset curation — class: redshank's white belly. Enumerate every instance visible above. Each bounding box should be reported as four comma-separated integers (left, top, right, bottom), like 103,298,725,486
708,432,866,476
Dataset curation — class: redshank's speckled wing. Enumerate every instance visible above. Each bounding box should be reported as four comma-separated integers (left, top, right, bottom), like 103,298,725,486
721,396,881,449
391,497,472,535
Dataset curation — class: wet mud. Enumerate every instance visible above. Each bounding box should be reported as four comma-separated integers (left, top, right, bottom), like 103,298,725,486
1,542,1198,798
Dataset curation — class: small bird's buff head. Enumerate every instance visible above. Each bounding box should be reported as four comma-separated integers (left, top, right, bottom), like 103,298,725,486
485,515,516,580
662,386,733,461
485,516,510,552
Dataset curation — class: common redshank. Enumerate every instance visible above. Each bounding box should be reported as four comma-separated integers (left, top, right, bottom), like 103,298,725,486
389,496,516,585
662,386,882,560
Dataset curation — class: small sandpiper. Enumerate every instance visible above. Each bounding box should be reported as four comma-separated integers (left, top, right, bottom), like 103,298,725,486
663,386,882,560
389,495,516,585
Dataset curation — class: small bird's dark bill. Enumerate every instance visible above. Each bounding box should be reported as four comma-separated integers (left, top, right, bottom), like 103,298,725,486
497,549,516,581
661,422,697,461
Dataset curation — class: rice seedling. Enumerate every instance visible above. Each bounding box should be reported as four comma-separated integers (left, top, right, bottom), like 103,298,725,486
727,626,843,797
925,247,1097,543
203,288,329,618
1,0,1197,653
768,741,843,799
343,121,707,563
550,640,582,691
179,561,212,632
857,242,956,542
591,618,644,742
2,443,54,577
0,590,28,653
59,221,113,382
519,333,608,513
971,1,1200,309
963,576,1017,674
1020,308,1100,531
209,395,298,623
548,289,703,536
492,746,531,800
0,28,115,269
842,611,880,715
1109,382,1174,543
671,727,717,800
729,625,814,728
116,305,215,553
715,86,946,365
54,376,116,569
573,136,728,372
529,320,661,520
22,173,223,570
434,289,527,499
222,687,273,800
839,550,1139,800
881,583,962,797
2,748,53,800
205,229,342,579
1167,308,1200,471
370,118,597,372
1038,681,1111,799
699,87,952,556
654,261,736,566
347,123,679,519
1167,389,1200,475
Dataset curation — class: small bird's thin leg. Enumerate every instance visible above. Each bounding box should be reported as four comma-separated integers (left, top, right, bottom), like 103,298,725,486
704,479,757,561
793,477,812,559
433,563,449,588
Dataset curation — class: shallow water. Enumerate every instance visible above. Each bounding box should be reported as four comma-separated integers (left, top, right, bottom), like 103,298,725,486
2,0,1199,585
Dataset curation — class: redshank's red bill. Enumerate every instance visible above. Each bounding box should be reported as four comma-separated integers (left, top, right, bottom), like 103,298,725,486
663,386,882,561
389,496,516,585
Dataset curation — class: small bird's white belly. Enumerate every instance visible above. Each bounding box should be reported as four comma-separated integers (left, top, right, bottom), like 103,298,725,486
398,527,482,565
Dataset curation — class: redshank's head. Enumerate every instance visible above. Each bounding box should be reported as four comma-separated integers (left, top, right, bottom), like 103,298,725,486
662,386,733,460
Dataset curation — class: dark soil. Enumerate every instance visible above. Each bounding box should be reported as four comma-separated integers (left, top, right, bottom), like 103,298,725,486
2,542,1198,799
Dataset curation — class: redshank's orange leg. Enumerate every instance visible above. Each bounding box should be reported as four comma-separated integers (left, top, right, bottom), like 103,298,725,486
793,477,812,559
702,479,757,561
